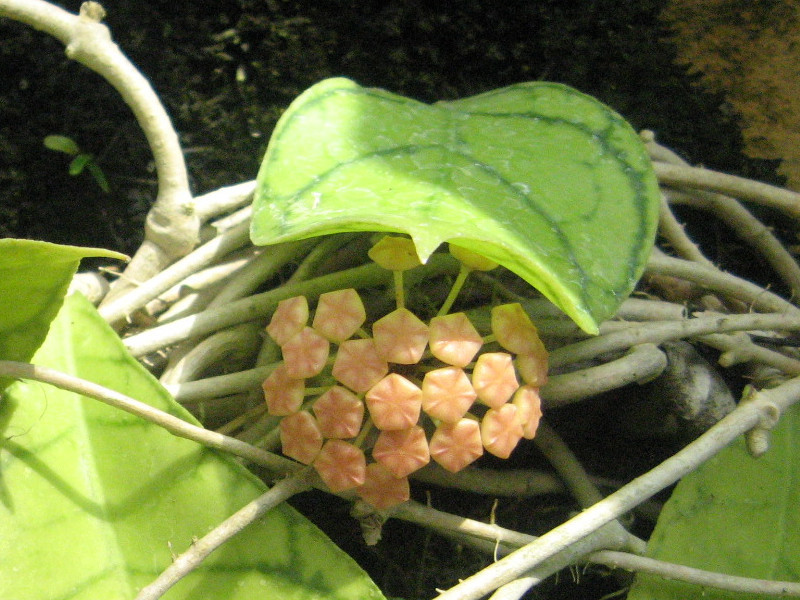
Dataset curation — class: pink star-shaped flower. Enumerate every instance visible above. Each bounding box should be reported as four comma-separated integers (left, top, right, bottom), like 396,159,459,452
429,418,484,472
365,374,422,431
312,288,366,343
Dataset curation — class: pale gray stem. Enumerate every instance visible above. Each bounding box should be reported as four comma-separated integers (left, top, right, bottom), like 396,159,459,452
658,193,713,265
549,312,800,369
653,161,800,221
99,220,252,325
134,470,314,600
433,377,800,600
647,251,800,316
543,343,667,408
0,360,296,474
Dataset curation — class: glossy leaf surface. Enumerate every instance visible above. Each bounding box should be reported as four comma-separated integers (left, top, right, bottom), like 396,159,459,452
251,78,659,333
0,293,385,600
628,404,800,599
0,239,126,387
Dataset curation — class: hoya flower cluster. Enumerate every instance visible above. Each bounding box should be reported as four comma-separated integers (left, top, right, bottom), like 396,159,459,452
262,236,546,509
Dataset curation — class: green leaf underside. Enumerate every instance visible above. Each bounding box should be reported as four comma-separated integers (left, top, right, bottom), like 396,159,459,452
628,404,800,600
0,293,385,600
0,239,127,389
251,78,659,333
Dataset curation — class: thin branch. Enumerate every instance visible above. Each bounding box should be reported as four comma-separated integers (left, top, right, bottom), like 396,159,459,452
433,376,800,600
412,465,566,498
592,549,800,597
644,132,800,299
542,343,667,408
0,360,297,475
549,312,800,369
165,364,275,403
397,502,629,596
135,469,315,600
193,180,255,222
99,220,252,325
159,323,262,386
652,161,800,221
153,248,259,312
487,577,538,600
658,193,714,265
396,501,800,597
205,239,317,309
533,421,647,554
698,332,800,374
647,251,799,316
667,187,800,301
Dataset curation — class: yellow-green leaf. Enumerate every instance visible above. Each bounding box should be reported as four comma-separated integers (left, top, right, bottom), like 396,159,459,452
0,292,385,600
628,404,800,599
0,239,126,385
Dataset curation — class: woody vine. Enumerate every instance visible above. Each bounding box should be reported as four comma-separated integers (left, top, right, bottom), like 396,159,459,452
1,2,800,600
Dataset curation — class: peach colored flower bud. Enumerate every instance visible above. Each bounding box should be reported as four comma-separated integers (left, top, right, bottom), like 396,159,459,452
515,351,549,387
422,366,477,422
373,308,429,364
448,243,498,271
312,288,366,342
279,411,323,464
428,312,483,367
429,418,484,472
365,373,422,431
282,326,330,378
491,303,546,356
332,338,388,393
472,352,519,407
372,425,430,477
313,440,367,492
313,386,365,439
368,235,422,271
512,385,543,439
266,296,309,345
357,463,410,509
481,404,524,458
262,364,305,416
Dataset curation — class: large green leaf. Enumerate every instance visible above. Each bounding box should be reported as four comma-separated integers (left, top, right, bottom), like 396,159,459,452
251,78,659,334
628,404,800,599
0,292,385,600
0,239,126,374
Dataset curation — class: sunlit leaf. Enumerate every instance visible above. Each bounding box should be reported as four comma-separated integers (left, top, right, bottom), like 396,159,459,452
628,404,800,599
0,293,385,600
0,239,126,388
251,78,659,333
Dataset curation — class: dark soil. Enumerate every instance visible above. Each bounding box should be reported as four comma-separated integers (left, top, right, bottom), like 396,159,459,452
0,0,782,255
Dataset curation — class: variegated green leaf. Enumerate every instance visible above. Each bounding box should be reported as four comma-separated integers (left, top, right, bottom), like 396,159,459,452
251,78,659,333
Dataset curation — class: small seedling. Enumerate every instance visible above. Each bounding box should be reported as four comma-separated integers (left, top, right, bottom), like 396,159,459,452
43,134,110,193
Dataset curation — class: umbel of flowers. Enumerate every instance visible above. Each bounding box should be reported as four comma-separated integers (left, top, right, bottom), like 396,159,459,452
262,236,546,509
